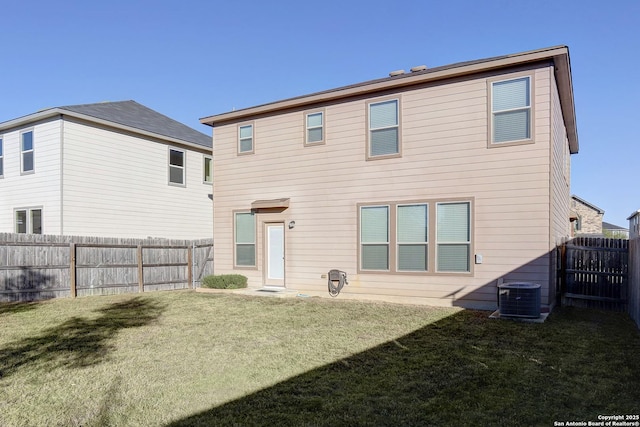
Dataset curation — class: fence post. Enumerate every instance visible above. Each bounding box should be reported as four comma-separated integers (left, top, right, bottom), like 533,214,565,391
137,245,144,293
69,243,77,298
187,246,193,289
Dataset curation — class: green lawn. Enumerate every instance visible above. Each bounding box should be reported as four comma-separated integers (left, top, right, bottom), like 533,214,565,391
1,291,639,426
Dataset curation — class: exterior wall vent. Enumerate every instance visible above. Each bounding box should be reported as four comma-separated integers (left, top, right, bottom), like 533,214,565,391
498,282,541,318
410,65,427,72
388,70,405,77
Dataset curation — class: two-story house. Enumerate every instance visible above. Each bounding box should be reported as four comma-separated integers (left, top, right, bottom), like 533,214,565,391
200,46,579,310
0,101,213,239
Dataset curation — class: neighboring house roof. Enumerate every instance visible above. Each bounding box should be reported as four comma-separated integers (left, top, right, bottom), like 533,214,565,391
0,100,211,149
602,222,627,231
627,210,640,221
571,195,605,214
200,45,578,154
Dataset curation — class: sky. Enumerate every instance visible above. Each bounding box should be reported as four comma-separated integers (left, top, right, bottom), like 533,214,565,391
1,0,638,226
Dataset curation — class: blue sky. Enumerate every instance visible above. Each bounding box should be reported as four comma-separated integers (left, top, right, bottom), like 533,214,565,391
2,0,638,226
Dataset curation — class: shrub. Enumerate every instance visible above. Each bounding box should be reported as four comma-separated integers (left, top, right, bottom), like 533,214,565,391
201,274,248,289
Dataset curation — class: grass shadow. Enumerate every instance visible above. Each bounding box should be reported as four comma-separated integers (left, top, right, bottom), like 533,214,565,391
167,308,640,426
0,297,166,379
0,301,41,316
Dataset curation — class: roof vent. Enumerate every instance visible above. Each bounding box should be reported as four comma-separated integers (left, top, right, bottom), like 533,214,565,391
410,65,428,72
388,69,405,77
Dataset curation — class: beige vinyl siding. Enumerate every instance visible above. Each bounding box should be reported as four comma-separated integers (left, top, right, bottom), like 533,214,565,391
61,119,212,239
213,65,555,309
0,119,62,234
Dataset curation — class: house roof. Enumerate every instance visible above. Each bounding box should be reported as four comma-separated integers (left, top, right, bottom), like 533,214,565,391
627,210,640,221
571,195,605,214
200,45,578,154
0,100,211,149
602,221,627,231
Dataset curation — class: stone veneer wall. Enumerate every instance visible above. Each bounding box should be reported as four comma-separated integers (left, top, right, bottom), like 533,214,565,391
571,199,603,234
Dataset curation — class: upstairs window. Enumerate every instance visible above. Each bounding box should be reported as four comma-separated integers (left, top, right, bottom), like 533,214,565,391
491,76,531,144
203,156,212,183
0,137,3,177
238,124,254,154
305,111,324,145
15,208,42,234
21,130,34,173
169,148,185,185
235,212,256,267
368,99,400,158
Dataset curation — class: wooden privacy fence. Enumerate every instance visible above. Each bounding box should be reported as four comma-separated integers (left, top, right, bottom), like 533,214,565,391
562,237,629,311
0,233,213,302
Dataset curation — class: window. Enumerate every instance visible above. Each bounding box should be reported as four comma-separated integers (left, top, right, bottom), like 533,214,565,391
15,208,42,234
491,76,531,144
305,111,324,144
436,202,470,272
21,130,34,173
0,137,3,177
203,156,212,183
169,148,185,185
359,200,471,274
397,204,428,271
368,99,399,158
360,206,389,270
238,124,253,154
235,212,256,267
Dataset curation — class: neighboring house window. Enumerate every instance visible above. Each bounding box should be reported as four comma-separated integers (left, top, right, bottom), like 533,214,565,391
15,208,42,234
368,99,400,158
21,130,34,173
305,111,324,145
397,204,428,271
235,212,256,267
360,206,390,270
203,156,213,183
491,76,531,144
169,148,185,185
0,137,3,177
436,202,471,272
238,124,254,154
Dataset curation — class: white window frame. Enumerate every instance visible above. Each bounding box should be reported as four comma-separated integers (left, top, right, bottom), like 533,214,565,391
203,156,213,184
20,129,35,174
15,207,43,234
168,147,186,186
305,110,325,145
0,136,3,178
234,211,257,268
367,97,401,160
238,123,254,154
489,74,534,146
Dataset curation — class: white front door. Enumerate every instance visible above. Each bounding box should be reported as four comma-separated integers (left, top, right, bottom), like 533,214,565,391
265,223,285,287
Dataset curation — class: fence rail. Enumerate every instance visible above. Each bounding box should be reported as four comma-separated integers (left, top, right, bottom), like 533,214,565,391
0,233,213,302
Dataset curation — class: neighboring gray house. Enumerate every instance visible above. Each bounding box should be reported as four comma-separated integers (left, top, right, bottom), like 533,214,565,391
602,222,629,239
628,210,640,239
571,195,604,235
0,101,213,239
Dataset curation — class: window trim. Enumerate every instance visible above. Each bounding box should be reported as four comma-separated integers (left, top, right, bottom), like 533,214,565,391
366,96,402,160
233,210,258,269
20,129,35,175
304,109,325,146
14,207,43,234
203,155,213,184
358,198,473,276
487,72,535,148
237,122,255,155
168,147,186,186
